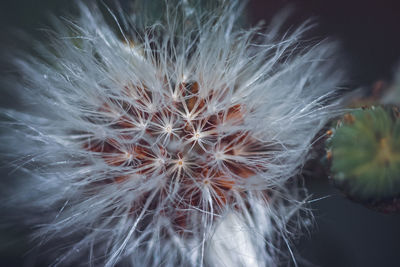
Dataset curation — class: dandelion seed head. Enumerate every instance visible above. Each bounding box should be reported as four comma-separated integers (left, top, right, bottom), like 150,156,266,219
0,0,347,266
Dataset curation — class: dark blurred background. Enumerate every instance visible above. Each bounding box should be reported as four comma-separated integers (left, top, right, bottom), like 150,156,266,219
1,0,400,266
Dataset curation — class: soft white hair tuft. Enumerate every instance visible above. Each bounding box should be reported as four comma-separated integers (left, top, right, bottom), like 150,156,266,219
0,1,347,266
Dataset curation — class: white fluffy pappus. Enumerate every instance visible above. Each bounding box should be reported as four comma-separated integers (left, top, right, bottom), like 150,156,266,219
0,1,346,266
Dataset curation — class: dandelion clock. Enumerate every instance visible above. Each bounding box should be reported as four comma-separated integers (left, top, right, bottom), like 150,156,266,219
0,1,347,266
